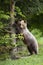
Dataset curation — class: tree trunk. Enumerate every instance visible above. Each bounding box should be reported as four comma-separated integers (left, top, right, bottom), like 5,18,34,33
10,0,16,45
10,0,17,59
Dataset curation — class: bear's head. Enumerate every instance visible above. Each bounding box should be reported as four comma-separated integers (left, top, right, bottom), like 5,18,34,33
18,20,27,29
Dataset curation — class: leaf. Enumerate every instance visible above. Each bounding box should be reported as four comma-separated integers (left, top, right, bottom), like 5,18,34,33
0,14,10,20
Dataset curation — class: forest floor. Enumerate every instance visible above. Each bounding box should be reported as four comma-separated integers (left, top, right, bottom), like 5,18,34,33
0,38,43,65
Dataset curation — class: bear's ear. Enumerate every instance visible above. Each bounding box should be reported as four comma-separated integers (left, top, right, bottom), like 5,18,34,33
24,20,27,24
24,20,27,26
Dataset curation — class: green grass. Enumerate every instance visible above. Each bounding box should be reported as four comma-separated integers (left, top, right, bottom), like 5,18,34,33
0,44,43,65
0,37,43,65
38,37,43,44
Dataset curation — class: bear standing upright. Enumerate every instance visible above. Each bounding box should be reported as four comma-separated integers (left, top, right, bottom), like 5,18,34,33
15,20,38,55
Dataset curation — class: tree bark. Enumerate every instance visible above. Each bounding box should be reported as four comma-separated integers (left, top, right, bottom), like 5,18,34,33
10,0,16,45
10,0,17,59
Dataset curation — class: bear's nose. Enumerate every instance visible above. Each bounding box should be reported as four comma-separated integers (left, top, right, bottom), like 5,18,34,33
20,25,23,28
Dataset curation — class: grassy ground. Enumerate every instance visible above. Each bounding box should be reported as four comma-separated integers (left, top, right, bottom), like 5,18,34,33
0,38,43,65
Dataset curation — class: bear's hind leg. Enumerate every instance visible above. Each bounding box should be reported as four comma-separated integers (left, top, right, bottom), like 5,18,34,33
27,46,33,55
33,48,38,54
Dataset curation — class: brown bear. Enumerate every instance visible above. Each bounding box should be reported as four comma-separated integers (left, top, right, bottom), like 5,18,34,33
15,20,38,55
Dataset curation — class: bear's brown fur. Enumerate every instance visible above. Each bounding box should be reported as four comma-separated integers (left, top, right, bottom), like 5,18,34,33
15,20,38,55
